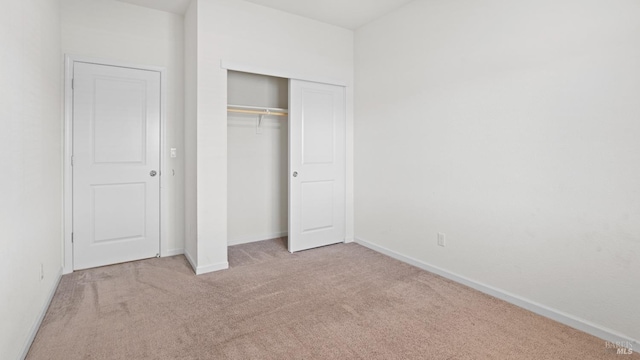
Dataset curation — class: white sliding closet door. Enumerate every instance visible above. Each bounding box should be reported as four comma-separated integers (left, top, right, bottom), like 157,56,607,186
288,79,346,252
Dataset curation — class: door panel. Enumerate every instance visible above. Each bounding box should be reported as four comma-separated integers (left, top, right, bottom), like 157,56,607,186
73,62,160,270
91,183,146,243
289,80,345,252
92,77,147,164
302,91,334,164
301,180,334,231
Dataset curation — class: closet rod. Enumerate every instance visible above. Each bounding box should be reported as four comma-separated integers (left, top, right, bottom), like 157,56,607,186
227,108,288,116
227,104,289,117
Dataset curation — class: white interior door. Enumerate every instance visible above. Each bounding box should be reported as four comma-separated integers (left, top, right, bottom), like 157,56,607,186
72,62,161,270
289,80,346,252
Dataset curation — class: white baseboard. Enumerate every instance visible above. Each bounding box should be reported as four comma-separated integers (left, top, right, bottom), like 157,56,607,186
228,232,288,246
344,237,355,243
183,249,229,275
20,267,63,360
194,261,229,275
163,248,184,257
354,237,639,351
183,248,197,273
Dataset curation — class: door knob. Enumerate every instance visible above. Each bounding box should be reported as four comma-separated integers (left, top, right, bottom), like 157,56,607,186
292,171,298,177
150,170,157,177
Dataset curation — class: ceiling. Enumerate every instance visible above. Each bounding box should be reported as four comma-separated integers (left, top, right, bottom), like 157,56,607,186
116,0,192,15
115,0,415,29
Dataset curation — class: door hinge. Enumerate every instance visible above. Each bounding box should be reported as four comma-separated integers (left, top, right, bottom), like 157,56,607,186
71,78,74,90
70,155,73,166
71,232,74,243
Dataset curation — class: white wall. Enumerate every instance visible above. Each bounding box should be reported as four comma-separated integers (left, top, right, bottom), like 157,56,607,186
0,0,63,358
183,0,198,264
187,0,354,272
227,71,288,245
355,0,640,344
61,0,185,255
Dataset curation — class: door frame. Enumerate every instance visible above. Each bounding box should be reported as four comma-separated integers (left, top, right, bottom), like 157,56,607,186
220,60,348,251
63,54,168,274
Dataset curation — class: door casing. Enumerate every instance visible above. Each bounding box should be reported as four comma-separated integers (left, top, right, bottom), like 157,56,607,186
63,55,168,274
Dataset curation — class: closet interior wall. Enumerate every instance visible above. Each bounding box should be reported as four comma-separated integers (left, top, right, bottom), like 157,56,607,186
227,71,289,245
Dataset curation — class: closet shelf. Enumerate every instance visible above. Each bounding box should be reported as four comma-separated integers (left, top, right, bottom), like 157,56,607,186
227,104,288,117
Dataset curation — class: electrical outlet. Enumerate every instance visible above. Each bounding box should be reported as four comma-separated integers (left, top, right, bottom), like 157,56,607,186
170,148,177,158
437,233,446,247
40,263,44,281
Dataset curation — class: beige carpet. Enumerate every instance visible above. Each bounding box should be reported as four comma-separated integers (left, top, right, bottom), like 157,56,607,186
27,239,636,359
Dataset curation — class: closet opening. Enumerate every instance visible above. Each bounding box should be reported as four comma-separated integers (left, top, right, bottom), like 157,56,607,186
227,70,290,251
